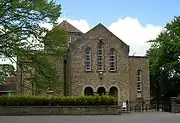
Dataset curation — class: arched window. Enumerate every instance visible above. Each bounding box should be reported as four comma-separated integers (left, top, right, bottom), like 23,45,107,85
109,87,118,97
109,87,118,104
97,41,104,71
85,47,91,71
109,48,116,71
137,69,142,92
97,87,106,96
84,87,93,96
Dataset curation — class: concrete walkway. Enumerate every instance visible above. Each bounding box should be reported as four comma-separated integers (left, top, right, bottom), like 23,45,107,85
0,112,180,123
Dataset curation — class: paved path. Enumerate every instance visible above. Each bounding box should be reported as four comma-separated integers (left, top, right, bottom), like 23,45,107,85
0,112,180,123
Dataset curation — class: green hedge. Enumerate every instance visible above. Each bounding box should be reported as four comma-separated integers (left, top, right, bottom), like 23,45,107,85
0,95,116,106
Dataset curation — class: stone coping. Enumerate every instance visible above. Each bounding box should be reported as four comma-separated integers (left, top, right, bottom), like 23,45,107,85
0,105,121,116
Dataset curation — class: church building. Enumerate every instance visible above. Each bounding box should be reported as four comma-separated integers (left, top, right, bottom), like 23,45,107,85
18,20,150,103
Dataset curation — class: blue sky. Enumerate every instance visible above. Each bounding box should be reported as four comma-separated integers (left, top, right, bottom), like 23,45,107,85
1,0,179,66
57,0,179,27
52,0,179,56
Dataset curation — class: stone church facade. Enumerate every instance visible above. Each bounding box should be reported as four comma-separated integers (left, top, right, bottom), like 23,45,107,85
18,20,150,102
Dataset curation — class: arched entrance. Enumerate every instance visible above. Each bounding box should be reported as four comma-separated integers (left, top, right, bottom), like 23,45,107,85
97,87,106,96
84,87,93,96
109,87,118,101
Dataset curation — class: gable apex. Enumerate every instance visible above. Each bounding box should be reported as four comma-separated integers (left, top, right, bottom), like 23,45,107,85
85,23,129,47
57,20,83,33
97,23,104,26
91,23,106,30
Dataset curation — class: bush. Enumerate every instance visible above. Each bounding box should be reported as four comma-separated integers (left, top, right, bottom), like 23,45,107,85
0,95,116,106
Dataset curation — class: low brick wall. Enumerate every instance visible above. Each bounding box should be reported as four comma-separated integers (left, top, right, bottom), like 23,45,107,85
171,97,180,113
171,104,180,113
0,106,120,115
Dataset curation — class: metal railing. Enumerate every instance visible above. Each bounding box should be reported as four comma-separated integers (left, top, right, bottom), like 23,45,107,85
119,100,171,113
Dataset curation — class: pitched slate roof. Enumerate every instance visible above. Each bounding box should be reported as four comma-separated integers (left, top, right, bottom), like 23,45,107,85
57,20,83,33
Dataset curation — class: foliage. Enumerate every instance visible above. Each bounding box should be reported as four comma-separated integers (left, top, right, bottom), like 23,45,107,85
0,0,68,92
147,16,180,100
0,64,15,85
0,0,61,57
0,95,116,106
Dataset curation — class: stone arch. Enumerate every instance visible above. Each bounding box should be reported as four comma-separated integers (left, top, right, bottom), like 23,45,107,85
98,39,104,45
97,87,106,96
83,85,95,96
96,85,108,92
84,87,94,96
108,85,120,104
109,86,118,101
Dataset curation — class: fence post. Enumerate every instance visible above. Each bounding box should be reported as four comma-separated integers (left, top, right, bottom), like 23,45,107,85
170,97,176,113
126,100,129,112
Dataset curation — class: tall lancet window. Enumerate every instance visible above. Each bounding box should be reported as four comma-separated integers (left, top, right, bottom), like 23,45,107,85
109,48,116,71
97,41,104,71
137,69,142,92
85,47,92,71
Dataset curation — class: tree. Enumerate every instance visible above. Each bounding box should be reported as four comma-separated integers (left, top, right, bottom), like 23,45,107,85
0,64,15,85
0,0,62,55
147,16,180,101
0,0,68,94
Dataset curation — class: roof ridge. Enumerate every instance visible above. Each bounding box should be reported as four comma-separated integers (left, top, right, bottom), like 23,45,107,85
57,20,83,33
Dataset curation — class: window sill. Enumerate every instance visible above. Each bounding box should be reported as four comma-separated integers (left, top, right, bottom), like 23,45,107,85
109,70,117,73
137,90,142,92
96,70,106,73
84,70,93,73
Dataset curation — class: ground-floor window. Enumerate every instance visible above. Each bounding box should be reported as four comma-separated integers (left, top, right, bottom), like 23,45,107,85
84,87,93,96
109,86,118,102
97,87,106,96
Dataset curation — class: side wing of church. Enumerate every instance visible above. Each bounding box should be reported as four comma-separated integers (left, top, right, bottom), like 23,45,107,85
17,20,150,102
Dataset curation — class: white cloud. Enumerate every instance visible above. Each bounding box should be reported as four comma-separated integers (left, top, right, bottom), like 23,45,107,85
56,17,162,56
108,17,162,55
39,22,53,31
39,18,90,33
0,18,90,66
57,18,90,33
0,57,17,70
0,17,162,68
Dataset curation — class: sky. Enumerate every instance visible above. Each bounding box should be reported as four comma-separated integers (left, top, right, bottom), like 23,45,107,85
1,0,180,67
55,0,179,56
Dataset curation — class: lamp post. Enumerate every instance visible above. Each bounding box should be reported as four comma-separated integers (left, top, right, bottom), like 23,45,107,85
99,71,103,79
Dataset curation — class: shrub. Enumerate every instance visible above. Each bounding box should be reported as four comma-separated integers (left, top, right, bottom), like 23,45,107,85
0,95,116,106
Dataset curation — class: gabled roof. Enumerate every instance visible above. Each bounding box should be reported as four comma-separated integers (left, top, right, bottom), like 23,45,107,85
85,23,129,47
57,20,83,33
